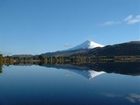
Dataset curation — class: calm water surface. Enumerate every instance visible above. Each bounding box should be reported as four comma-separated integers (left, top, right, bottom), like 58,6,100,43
0,65,140,105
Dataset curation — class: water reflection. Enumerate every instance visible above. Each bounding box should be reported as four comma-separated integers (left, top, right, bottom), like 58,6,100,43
87,62,140,76
102,93,140,104
126,93,140,103
40,62,140,76
0,65,2,74
41,64,105,79
0,62,140,77
0,63,140,105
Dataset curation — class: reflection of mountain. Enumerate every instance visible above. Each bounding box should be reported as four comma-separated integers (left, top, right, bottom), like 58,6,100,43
66,69,104,79
40,62,140,76
88,70,105,79
86,62,140,76
41,64,105,79
1,62,140,77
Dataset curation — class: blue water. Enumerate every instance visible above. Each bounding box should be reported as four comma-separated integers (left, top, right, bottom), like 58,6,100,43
0,65,140,105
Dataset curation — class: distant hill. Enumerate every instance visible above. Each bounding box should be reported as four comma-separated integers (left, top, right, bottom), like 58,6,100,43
41,49,87,57
88,41,140,56
12,54,33,58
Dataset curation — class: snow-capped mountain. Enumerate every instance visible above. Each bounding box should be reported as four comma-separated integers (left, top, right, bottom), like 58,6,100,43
67,40,104,51
41,40,104,57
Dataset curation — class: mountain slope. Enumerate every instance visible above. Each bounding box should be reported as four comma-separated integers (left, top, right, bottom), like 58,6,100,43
88,41,140,56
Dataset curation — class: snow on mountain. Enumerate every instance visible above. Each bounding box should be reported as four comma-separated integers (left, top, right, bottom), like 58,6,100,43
67,40,104,51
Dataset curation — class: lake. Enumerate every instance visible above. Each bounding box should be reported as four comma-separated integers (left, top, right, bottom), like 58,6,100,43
0,63,140,105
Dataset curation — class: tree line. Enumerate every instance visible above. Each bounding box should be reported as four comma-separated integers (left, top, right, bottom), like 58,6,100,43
1,54,140,65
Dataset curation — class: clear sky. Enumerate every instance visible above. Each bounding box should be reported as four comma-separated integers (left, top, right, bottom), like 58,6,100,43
0,0,140,55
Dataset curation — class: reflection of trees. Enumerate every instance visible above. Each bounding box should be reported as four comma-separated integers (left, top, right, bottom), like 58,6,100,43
0,54,3,73
0,54,2,65
0,65,2,74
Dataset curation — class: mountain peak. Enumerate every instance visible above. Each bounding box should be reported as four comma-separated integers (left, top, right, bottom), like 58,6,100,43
67,40,104,51
85,40,91,43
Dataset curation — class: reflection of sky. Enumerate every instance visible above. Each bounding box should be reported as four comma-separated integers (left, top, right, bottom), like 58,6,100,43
126,94,140,103
103,93,140,104
0,65,140,105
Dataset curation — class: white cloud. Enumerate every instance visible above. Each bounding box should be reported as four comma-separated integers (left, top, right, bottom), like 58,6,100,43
125,15,140,24
101,14,140,26
101,21,121,26
124,15,133,22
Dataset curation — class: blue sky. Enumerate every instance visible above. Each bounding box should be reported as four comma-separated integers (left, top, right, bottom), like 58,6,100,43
0,0,140,55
